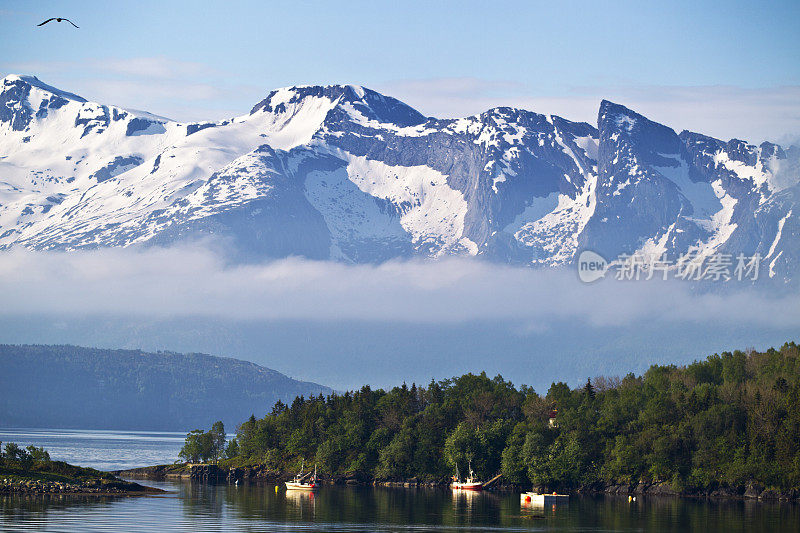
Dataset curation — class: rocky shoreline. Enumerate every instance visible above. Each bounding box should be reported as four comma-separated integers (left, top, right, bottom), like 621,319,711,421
0,477,161,496
118,464,487,488
116,465,800,502
580,481,800,501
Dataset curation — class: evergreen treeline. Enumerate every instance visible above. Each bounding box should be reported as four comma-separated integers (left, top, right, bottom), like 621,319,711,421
179,422,227,463
218,342,800,492
0,443,51,470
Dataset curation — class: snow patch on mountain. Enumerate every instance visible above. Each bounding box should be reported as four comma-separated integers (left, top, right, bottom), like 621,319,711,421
326,152,471,256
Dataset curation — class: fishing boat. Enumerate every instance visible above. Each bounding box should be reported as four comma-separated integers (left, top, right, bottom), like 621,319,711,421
450,460,483,491
285,460,318,491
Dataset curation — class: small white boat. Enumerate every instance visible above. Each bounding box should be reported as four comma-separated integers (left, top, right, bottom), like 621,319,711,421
451,461,483,491
520,492,569,506
285,461,318,491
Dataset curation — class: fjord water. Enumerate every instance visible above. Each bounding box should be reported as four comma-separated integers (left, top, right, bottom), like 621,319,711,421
0,428,185,471
0,429,797,532
2,480,798,532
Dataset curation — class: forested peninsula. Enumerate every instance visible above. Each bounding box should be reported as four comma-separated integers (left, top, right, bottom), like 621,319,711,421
147,342,800,500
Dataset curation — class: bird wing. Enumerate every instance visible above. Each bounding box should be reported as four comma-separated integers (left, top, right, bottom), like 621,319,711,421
64,18,79,28
37,18,57,26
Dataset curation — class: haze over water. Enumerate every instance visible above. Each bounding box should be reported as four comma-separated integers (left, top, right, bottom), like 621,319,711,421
0,428,184,471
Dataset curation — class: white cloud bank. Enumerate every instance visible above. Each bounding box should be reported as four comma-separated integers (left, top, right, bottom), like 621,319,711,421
1,246,797,330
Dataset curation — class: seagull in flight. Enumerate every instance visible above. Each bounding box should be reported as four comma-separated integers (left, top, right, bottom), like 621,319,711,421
37,17,79,28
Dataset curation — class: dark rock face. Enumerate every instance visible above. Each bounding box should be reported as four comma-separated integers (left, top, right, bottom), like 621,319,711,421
583,101,685,258
35,95,70,120
126,117,166,136
1,75,86,131
89,155,145,183
75,105,111,138
709,486,739,498
0,77,33,131
646,482,679,496
186,122,216,136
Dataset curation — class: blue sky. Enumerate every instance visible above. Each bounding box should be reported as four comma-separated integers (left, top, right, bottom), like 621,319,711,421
2,0,800,141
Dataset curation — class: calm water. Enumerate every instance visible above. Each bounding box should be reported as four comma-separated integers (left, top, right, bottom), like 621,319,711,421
0,429,798,532
0,428,184,470
1,481,798,532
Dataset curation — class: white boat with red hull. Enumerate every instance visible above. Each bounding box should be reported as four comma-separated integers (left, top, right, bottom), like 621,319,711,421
285,461,318,491
450,461,483,491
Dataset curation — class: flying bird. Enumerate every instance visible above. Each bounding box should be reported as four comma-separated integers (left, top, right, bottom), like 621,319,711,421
37,17,79,28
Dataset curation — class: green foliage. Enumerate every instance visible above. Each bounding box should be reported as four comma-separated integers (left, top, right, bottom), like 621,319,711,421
0,443,129,487
224,438,239,460
0,442,51,473
443,419,512,479
229,373,521,482
226,343,800,492
4,442,24,461
210,421,226,461
178,421,226,463
25,445,51,464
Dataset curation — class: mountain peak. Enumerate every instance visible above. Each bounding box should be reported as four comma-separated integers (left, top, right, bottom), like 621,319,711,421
2,74,87,103
598,99,680,155
598,100,646,132
249,84,426,128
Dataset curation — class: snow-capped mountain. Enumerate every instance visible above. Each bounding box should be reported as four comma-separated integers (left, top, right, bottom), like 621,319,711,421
1,74,797,281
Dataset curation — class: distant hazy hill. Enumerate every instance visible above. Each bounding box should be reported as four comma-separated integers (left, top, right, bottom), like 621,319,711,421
0,344,331,431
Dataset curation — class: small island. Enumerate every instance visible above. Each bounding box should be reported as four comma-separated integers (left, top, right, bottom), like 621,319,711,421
0,442,160,495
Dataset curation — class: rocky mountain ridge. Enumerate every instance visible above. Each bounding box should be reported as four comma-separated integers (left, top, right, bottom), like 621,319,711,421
1,74,797,282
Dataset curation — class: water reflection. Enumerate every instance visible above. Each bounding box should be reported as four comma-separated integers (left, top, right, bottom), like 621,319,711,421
519,494,568,520
284,488,317,520
450,488,501,523
0,479,798,532
1,493,117,523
